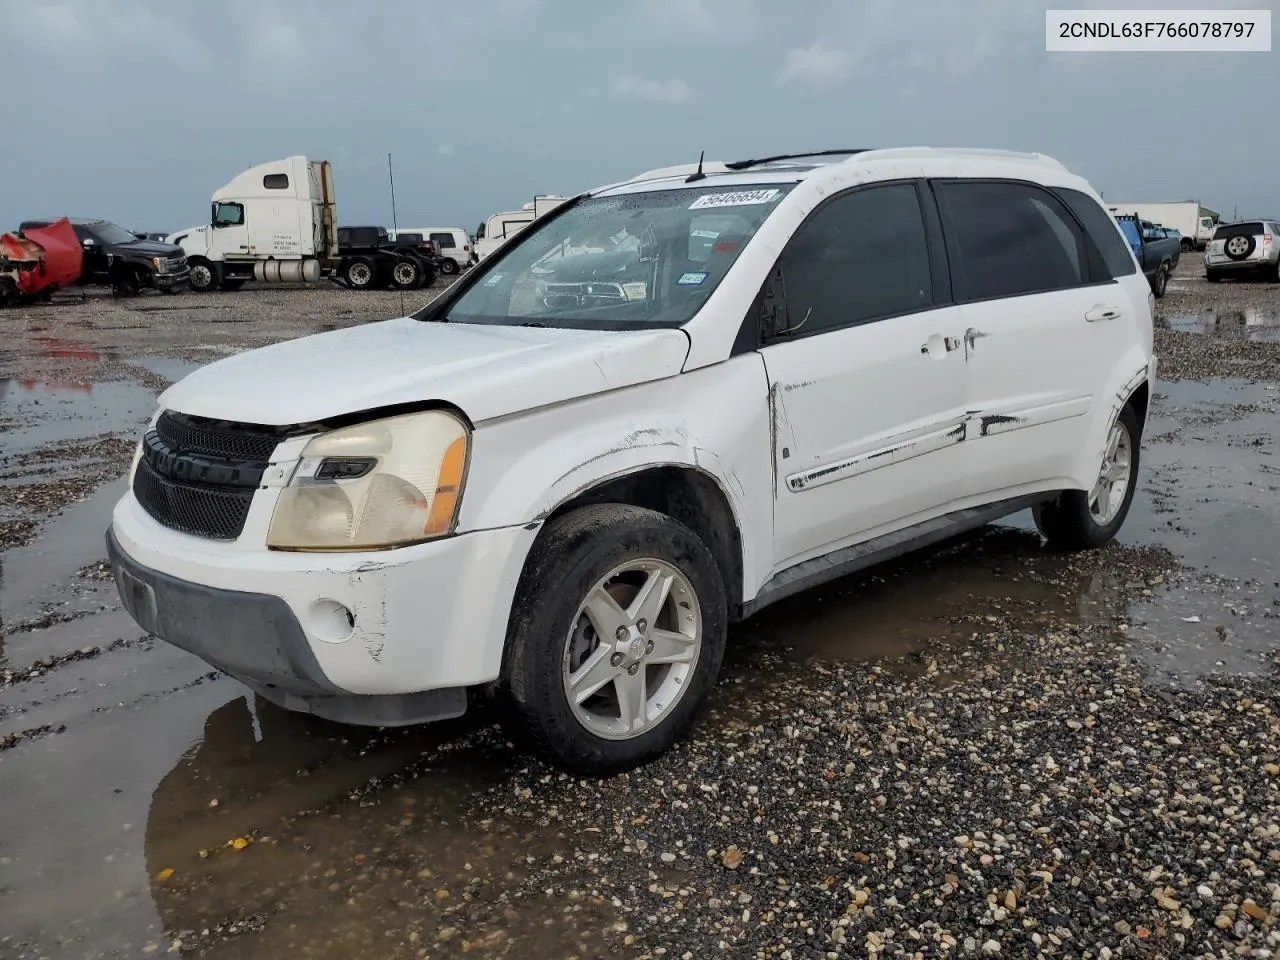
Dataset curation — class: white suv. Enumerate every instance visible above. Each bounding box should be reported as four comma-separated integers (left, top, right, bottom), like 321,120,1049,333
107,148,1156,776
1204,218,1280,282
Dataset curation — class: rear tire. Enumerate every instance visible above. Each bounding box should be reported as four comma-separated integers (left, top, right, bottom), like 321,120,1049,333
342,257,376,290
499,504,728,777
1152,263,1169,298
1034,404,1140,551
1180,238,1192,252
219,278,246,292
439,257,459,276
390,256,423,291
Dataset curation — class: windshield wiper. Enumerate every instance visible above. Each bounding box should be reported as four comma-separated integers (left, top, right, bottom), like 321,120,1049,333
520,321,547,327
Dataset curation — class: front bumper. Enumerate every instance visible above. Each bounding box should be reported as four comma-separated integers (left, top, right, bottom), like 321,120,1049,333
153,268,191,290
107,490,537,725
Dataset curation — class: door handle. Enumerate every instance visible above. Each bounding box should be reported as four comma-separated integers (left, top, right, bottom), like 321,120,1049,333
920,334,963,356
1085,306,1122,322
963,327,989,348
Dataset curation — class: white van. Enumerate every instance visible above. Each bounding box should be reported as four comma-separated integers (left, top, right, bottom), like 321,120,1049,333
392,227,472,274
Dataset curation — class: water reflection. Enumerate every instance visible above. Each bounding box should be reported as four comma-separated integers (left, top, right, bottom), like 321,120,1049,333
1164,307,1280,342
141,696,617,958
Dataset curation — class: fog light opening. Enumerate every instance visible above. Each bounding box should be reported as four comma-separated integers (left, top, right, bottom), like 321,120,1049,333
310,599,356,644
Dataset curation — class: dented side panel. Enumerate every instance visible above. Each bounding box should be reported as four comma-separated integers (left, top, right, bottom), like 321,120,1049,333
761,303,973,569
457,353,775,598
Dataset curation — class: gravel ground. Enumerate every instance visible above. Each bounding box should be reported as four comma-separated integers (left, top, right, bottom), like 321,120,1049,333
1,267,1279,959
1155,258,1280,380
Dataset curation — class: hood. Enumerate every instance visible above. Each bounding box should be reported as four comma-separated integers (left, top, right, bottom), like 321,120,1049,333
159,316,691,426
118,238,185,257
167,225,205,243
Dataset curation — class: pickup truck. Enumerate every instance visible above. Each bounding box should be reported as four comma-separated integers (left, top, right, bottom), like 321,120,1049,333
1115,216,1180,297
19,218,189,296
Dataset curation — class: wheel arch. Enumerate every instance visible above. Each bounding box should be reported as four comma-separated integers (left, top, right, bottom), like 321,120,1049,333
537,463,746,617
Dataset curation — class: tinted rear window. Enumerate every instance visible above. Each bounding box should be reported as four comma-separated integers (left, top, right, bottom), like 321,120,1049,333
935,180,1088,300
1055,189,1138,279
1215,222,1264,240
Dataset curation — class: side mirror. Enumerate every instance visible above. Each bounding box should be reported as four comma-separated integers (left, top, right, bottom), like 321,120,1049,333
82,238,95,247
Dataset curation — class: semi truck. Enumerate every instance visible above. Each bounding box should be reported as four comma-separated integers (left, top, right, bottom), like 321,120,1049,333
1105,201,1220,252
168,156,435,292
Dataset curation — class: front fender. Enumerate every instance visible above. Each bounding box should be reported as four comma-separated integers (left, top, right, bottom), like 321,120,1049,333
455,357,774,596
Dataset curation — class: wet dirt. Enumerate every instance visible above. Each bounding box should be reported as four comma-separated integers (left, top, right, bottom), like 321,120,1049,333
2,282,1280,958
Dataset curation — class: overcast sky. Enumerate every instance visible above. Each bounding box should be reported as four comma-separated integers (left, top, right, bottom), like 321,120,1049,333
1,0,1276,234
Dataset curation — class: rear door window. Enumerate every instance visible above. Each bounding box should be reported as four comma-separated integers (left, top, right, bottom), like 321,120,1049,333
933,180,1090,300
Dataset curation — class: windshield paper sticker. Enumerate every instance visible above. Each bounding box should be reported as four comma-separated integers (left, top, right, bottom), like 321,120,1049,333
677,272,708,285
689,189,780,210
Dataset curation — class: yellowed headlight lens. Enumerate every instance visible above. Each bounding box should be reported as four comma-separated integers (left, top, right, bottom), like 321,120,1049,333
266,410,469,551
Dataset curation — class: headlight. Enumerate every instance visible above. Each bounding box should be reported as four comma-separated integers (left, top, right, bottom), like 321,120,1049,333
266,410,469,551
152,257,164,269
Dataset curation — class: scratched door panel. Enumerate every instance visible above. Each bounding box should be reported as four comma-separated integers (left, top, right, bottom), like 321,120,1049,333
957,288,1113,497
763,303,970,569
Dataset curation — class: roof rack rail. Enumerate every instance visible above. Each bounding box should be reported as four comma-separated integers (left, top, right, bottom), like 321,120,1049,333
723,149,873,171
851,147,1068,169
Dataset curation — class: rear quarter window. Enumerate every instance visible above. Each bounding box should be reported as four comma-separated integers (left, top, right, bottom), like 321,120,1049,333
1054,188,1138,279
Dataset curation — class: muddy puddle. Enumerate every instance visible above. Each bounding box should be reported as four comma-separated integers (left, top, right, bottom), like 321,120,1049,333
1,367,1279,957
1162,306,1280,342
0,378,154,460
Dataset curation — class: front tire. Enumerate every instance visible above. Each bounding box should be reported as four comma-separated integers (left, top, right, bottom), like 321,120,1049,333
1034,404,1140,551
500,504,728,777
188,258,220,292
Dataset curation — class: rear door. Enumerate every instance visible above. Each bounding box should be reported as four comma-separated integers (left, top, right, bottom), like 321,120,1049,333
931,179,1141,499
762,180,972,568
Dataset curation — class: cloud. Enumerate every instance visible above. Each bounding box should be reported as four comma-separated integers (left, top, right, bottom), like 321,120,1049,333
777,41,853,85
437,143,456,156
612,75,695,103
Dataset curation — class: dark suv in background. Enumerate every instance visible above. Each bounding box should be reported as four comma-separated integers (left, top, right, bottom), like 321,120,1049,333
18,218,190,296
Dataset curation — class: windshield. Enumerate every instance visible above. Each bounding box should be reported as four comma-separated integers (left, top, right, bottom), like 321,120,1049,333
93,221,145,245
438,184,795,330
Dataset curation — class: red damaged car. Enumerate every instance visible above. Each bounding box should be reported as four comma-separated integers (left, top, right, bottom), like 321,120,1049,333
0,217,83,305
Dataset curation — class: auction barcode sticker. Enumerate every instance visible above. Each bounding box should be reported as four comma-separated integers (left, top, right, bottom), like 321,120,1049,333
1046,9,1271,51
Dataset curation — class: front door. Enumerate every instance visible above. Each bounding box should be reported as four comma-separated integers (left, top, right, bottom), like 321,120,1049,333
210,201,250,259
761,180,972,569
930,179,1140,498
73,225,110,282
